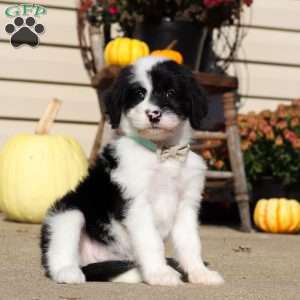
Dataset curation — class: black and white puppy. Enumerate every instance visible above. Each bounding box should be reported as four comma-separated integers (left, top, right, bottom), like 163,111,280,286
40,56,224,286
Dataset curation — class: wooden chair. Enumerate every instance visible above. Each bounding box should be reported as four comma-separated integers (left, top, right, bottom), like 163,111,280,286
89,66,252,232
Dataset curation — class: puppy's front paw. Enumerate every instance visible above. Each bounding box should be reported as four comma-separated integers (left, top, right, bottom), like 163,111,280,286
144,266,183,286
52,266,86,284
188,268,224,285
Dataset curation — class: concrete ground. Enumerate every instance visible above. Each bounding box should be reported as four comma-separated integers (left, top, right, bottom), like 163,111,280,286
0,213,299,300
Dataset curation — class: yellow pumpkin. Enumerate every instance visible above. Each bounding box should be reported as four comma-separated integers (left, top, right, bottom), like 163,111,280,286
0,134,88,223
151,49,183,64
254,198,300,233
104,37,150,66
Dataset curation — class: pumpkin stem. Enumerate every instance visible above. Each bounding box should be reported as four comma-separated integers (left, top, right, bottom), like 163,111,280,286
166,40,177,50
35,99,62,135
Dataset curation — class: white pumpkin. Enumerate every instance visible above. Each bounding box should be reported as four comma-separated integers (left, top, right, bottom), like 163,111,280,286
0,99,88,223
0,133,88,223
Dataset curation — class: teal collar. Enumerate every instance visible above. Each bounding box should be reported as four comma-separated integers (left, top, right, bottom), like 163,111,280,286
129,136,158,152
128,136,191,162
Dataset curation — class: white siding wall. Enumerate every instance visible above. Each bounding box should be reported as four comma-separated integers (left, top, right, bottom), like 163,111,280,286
0,0,98,155
232,0,300,112
0,0,299,153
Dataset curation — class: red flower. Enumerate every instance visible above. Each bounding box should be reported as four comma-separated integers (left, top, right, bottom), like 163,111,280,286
108,5,119,15
244,0,253,6
203,0,225,8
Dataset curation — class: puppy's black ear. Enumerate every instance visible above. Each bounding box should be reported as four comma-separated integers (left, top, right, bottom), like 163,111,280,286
166,61,208,130
187,79,208,130
103,66,132,129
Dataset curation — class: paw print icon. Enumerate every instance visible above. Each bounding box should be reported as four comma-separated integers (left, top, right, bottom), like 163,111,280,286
5,16,45,48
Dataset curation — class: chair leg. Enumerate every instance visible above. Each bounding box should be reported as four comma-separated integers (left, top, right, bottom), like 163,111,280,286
223,92,252,232
89,117,106,165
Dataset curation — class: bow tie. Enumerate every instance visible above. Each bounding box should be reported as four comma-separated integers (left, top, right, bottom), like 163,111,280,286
157,144,190,162
129,136,190,163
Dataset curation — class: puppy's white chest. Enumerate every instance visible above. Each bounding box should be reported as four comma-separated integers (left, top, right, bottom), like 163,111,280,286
148,161,182,238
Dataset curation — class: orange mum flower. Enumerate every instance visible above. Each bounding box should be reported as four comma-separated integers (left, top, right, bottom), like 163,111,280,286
214,160,224,170
292,99,300,106
270,117,278,127
249,131,257,142
290,118,300,128
292,139,300,149
276,120,288,130
260,110,272,119
275,135,284,146
202,150,213,160
241,140,251,151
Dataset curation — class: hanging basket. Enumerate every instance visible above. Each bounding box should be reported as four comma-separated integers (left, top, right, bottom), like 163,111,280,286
77,0,100,81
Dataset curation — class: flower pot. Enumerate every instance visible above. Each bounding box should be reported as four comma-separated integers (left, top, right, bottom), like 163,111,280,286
133,21,210,69
252,177,285,201
251,177,300,201
286,185,300,199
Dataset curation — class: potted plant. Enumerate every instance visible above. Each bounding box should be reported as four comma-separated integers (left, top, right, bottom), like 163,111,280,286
79,0,253,70
200,100,300,202
239,101,300,200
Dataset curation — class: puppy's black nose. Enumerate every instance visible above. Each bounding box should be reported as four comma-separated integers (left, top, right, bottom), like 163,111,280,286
145,110,162,123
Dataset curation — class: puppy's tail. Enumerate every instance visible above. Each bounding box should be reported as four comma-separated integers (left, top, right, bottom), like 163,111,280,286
81,261,142,283
81,258,186,283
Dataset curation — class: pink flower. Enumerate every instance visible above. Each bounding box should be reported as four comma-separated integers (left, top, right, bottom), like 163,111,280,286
283,130,297,143
108,5,118,15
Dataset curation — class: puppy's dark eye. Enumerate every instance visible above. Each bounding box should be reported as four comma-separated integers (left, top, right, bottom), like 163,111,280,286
135,87,146,99
165,89,176,98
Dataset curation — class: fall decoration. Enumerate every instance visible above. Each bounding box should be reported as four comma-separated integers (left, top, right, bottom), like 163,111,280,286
0,100,88,223
254,198,300,233
78,0,253,77
151,49,183,64
104,37,149,65
80,0,253,31
150,40,183,64
200,100,300,187
151,46,183,64
239,101,300,186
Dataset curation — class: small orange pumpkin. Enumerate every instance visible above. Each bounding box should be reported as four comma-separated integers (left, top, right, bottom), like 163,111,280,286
151,49,183,64
254,198,300,233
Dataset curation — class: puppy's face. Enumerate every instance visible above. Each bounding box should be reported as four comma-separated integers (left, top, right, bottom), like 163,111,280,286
105,57,208,142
